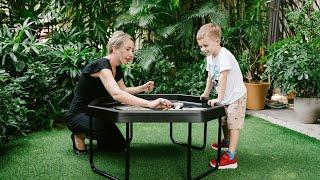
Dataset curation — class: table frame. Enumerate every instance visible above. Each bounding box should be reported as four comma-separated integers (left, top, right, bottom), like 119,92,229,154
87,94,225,180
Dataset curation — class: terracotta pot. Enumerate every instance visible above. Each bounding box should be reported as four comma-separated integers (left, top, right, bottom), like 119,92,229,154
245,82,270,110
287,92,296,104
294,97,320,124
287,92,296,100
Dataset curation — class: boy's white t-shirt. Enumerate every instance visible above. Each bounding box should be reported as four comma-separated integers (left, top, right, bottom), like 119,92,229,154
206,47,246,105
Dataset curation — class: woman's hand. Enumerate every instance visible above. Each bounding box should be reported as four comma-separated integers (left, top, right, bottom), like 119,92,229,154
148,98,172,109
142,81,154,93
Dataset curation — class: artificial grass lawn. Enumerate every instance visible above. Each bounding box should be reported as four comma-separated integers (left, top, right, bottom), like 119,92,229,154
1,116,320,180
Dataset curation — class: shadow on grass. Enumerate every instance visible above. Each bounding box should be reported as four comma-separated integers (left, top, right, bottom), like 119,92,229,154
0,142,28,156
0,142,30,171
93,143,218,179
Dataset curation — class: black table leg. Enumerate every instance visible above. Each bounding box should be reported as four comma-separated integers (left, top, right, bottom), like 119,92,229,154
193,117,222,179
187,123,192,180
88,117,221,180
128,123,133,143
170,122,207,150
88,115,119,180
125,123,131,180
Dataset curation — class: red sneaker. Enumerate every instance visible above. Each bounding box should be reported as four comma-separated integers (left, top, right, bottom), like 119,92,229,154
210,152,238,169
211,140,229,151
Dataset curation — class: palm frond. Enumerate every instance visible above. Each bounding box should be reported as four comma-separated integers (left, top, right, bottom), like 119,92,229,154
188,3,219,19
156,24,180,38
129,0,161,16
135,45,162,70
176,21,193,46
244,23,264,49
138,14,156,28
129,0,146,15
114,14,137,29
188,2,226,25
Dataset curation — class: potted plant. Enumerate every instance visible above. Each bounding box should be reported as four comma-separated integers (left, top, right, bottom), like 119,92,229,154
265,38,320,123
223,0,270,110
265,37,320,123
238,48,270,110
264,3,320,123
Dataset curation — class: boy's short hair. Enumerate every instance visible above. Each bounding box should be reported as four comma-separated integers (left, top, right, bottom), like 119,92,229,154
196,23,222,40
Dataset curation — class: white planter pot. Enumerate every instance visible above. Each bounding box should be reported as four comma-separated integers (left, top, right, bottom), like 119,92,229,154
294,97,320,124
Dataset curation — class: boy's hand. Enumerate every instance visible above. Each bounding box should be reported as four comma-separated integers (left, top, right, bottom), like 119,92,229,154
208,98,221,107
200,93,209,100
142,81,154,93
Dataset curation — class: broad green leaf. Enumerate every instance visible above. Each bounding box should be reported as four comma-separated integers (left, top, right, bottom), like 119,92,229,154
3,24,12,37
34,3,40,11
31,46,40,54
25,30,33,40
13,43,19,52
171,0,179,10
23,17,31,27
9,52,17,62
2,54,7,65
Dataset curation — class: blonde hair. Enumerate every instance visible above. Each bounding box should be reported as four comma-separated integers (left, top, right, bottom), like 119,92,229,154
107,31,134,54
196,23,222,40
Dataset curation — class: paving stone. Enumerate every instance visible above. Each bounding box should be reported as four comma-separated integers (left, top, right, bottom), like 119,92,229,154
246,108,320,140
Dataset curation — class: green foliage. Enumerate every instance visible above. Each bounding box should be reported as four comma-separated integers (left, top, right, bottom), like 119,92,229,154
116,0,225,69
123,58,211,96
286,1,320,41
223,0,268,82
0,70,32,142
49,42,103,105
149,58,176,94
0,18,52,143
265,38,320,97
134,45,163,71
117,0,268,83
265,3,320,97
173,60,209,95
51,0,127,47
0,17,103,143
49,28,88,46
0,0,48,26
11,61,57,130
123,58,175,93
0,0,272,143
0,18,44,72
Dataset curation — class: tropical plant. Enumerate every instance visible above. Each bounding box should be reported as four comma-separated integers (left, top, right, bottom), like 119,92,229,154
265,1,320,97
173,59,209,95
0,18,44,73
123,57,175,93
0,0,274,142
0,69,32,143
123,57,209,95
265,38,319,97
50,0,127,48
49,42,103,104
0,0,48,26
115,1,225,71
223,0,268,82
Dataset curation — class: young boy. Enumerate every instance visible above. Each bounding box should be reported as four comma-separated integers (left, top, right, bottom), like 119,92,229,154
196,23,247,169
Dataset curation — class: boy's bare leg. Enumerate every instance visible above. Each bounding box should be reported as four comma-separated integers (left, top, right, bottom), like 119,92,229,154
228,129,240,153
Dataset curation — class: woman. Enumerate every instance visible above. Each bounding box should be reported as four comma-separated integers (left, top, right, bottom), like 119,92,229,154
66,31,172,154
